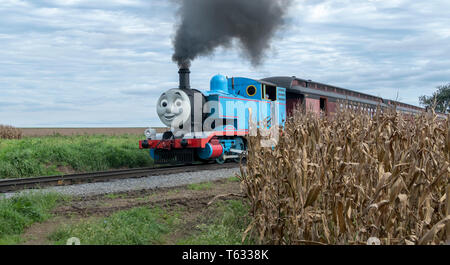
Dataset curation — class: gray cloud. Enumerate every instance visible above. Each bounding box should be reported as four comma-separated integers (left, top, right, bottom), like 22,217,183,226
0,0,449,127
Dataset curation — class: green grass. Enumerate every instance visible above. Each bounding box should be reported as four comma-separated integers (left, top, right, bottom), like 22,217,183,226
48,199,252,245
49,206,180,245
0,192,65,244
0,134,152,179
187,182,213,191
177,200,253,245
226,176,241,182
104,193,127,200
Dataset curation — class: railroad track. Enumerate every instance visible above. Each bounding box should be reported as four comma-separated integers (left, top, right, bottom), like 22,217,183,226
0,162,239,193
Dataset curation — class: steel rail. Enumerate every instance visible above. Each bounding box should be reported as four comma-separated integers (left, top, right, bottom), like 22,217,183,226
0,162,239,193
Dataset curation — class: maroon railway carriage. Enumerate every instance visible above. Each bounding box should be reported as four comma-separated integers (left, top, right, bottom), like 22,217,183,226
262,76,424,117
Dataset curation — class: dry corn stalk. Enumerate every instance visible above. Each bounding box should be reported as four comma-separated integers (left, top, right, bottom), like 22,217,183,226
0,125,22,139
241,104,449,245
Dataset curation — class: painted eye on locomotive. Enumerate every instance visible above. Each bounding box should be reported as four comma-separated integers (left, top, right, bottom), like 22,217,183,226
156,88,192,128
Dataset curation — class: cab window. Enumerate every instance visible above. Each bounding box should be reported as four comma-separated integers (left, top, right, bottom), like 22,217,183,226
263,84,277,101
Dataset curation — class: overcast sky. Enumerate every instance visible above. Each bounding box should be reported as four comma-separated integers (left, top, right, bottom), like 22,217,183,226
1,0,449,127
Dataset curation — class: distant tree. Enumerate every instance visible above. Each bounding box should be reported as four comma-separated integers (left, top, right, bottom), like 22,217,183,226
419,84,450,113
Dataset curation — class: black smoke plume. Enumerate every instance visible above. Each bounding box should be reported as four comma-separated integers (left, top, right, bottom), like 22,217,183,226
172,0,292,68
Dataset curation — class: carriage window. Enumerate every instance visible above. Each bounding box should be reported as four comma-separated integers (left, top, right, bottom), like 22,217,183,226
264,85,277,101
320,98,327,112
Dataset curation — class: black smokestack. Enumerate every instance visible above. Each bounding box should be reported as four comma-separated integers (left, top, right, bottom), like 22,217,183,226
172,0,292,68
178,67,190,89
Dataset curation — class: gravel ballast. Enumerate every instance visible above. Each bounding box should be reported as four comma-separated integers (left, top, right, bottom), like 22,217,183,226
1,167,241,199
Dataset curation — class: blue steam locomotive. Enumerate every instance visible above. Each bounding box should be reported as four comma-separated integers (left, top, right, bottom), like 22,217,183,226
139,68,286,164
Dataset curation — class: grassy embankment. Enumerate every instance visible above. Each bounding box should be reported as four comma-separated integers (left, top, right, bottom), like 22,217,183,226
0,192,66,244
0,134,152,179
49,199,251,245
0,177,250,245
176,200,252,245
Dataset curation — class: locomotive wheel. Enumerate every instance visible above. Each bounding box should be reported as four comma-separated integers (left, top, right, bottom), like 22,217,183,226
233,137,246,163
235,153,247,164
233,150,248,163
216,156,225,164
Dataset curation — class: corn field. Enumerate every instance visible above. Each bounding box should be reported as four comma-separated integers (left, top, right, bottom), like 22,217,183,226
0,125,23,139
240,105,449,245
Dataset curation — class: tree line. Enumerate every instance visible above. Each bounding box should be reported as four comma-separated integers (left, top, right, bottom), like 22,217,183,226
419,83,449,114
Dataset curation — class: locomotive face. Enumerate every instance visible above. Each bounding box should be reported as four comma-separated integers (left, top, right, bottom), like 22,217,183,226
156,88,191,127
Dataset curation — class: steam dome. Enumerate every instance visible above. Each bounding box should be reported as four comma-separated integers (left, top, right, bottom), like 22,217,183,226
210,74,227,92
